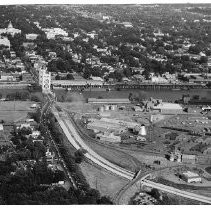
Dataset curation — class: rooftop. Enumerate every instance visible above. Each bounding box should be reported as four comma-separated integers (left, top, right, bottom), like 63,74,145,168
183,171,200,178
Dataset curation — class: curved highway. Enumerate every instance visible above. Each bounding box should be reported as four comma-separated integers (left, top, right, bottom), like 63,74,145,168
52,108,134,180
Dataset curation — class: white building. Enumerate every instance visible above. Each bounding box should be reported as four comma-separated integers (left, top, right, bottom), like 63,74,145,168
42,71,51,93
26,33,38,40
0,21,21,36
30,130,41,138
151,76,168,83
20,123,31,129
0,36,10,49
152,102,183,113
122,22,133,28
43,28,68,39
181,171,202,183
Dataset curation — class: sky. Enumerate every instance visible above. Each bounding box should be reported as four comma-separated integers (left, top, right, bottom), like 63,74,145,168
2,0,211,5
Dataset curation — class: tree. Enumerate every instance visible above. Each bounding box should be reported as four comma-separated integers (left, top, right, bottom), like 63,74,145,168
66,73,74,80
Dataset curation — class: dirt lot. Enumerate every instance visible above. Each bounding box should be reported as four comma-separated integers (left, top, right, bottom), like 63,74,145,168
79,160,128,200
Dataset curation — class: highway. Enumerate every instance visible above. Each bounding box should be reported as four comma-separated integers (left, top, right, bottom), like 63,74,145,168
52,108,134,180
142,179,211,204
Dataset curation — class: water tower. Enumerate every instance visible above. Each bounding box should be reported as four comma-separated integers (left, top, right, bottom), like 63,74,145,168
139,124,147,136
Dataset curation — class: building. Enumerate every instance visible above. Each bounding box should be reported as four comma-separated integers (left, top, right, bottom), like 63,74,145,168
87,119,126,134
122,22,133,28
0,21,21,36
88,98,130,104
152,102,183,113
42,71,51,93
42,28,68,39
30,130,41,139
39,67,51,93
22,73,33,82
182,154,196,164
30,103,39,109
0,36,10,49
181,171,202,183
26,33,38,40
52,79,104,88
46,148,55,163
19,123,31,130
96,132,121,143
0,124,3,131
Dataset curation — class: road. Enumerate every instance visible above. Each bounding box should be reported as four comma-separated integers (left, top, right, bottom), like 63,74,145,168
52,107,134,180
41,94,77,189
142,179,211,204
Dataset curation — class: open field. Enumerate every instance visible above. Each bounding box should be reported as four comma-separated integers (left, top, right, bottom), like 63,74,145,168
0,89,29,97
0,101,38,122
79,160,128,199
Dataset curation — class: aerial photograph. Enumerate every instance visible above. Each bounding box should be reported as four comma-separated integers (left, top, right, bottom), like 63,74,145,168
0,0,211,205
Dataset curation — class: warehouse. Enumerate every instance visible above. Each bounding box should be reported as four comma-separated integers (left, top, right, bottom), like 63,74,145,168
88,98,130,104
182,154,196,164
152,102,183,113
87,120,126,134
181,171,202,183
96,132,121,143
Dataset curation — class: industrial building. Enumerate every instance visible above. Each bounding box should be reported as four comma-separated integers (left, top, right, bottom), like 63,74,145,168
152,102,183,113
88,98,131,104
181,171,202,183
182,154,196,164
96,132,121,143
87,119,126,134
52,79,104,88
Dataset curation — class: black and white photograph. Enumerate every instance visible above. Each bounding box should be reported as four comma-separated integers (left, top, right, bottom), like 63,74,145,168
0,0,211,206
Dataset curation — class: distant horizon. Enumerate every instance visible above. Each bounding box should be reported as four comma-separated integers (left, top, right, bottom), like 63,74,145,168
1,0,211,6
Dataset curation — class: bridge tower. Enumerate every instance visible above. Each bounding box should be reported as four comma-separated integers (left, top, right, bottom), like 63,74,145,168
38,66,51,94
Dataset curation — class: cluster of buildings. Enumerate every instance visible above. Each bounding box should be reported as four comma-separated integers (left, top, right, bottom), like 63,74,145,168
169,149,197,164
142,98,183,114
16,118,41,140
0,51,33,84
42,27,68,39
87,113,147,143
25,49,51,93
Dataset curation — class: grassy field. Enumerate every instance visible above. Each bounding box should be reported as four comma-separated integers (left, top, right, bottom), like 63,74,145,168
79,160,128,200
0,101,37,122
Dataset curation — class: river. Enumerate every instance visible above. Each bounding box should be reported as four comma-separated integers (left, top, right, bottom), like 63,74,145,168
54,88,211,102
82,89,211,102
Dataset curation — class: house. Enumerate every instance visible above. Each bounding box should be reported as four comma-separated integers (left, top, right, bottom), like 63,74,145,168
46,148,55,163
30,103,38,109
20,123,31,129
30,130,41,138
26,34,39,40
